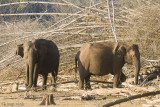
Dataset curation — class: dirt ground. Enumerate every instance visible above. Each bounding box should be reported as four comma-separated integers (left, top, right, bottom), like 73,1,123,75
1,75,160,107
0,95,146,107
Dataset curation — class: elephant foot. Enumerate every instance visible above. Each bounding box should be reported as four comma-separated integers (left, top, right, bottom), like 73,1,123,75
85,85,92,90
42,85,47,90
78,86,84,90
30,86,38,92
25,84,34,89
113,84,124,88
32,84,37,88
25,85,32,89
78,83,84,90
25,83,28,87
53,83,56,88
113,83,118,88
25,84,31,89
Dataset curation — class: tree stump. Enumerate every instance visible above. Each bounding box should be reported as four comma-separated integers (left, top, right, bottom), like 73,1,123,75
12,83,19,92
39,94,56,105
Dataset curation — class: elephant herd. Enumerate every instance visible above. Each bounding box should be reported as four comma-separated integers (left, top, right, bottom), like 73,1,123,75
16,39,141,90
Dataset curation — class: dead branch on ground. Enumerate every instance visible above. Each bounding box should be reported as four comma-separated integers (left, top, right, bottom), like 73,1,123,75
140,73,160,86
0,13,94,16
0,1,70,7
102,90,160,107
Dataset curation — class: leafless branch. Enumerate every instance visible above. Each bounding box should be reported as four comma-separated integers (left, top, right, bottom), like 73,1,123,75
0,1,71,7
0,13,93,16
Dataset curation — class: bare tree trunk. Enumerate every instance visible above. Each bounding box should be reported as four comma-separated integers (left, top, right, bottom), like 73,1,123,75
107,0,117,42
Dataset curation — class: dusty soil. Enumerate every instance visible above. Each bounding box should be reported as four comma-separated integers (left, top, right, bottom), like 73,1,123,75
0,95,146,107
1,75,160,107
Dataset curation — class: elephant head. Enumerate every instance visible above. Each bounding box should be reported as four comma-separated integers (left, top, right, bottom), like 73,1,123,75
16,41,39,88
16,44,24,57
117,43,140,85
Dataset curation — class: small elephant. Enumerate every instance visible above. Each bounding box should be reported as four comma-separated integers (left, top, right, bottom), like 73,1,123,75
75,42,140,89
16,39,60,89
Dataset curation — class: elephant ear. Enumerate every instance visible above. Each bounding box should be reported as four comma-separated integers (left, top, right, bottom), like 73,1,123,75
16,44,24,58
131,44,139,52
116,46,126,58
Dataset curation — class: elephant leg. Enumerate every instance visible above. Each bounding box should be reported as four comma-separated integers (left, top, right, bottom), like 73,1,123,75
120,71,126,83
85,74,91,90
26,63,34,89
42,74,48,89
113,72,121,88
33,74,38,87
51,64,59,87
78,64,85,89
113,58,124,88
51,71,56,87
25,64,29,88
33,64,38,87
79,76,84,90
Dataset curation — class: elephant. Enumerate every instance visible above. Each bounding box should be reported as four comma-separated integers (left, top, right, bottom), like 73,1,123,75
16,39,60,89
75,42,140,89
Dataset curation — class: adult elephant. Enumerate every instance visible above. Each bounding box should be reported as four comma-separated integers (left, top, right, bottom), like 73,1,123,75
16,39,60,89
75,42,140,89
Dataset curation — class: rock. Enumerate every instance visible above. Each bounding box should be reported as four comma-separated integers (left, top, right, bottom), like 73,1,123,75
101,84,108,88
81,93,95,100
94,85,99,89
101,84,112,88
125,78,134,84
47,86,56,91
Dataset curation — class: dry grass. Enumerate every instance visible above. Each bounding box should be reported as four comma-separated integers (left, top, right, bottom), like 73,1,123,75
0,0,159,82
126,5,160,60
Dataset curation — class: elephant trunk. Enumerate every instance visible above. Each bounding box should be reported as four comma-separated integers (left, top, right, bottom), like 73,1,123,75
27,51,36,88
75,51,80,83
75,55,78,83
133,55,140,85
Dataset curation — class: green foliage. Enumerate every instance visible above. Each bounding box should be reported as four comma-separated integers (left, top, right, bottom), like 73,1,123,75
0,0,10,4
16,0,25,11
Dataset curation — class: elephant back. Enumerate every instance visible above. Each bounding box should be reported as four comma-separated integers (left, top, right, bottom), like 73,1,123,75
34,39,58,51
34,39,59,60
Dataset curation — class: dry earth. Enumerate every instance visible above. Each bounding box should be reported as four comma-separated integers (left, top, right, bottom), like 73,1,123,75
0,74,160,107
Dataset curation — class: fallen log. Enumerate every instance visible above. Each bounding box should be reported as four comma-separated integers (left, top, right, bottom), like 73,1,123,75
140,73,160,86
146,73,160,81
102,90,160,107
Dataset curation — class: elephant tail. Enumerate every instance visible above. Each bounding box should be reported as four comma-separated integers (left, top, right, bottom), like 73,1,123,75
75,51,80,83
